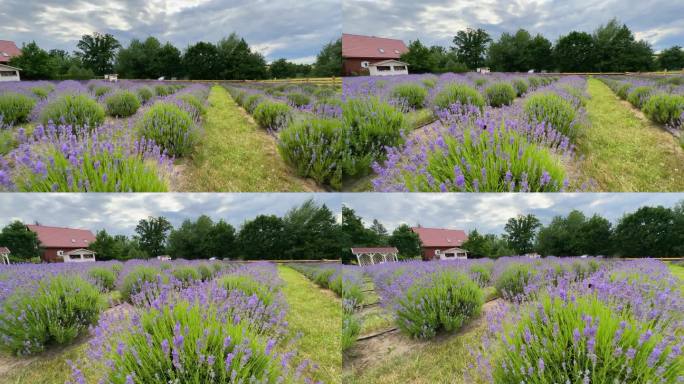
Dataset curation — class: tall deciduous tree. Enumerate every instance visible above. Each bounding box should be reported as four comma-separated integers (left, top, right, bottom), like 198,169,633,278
166,216,236,260
613,206,680,257
183,42,220,80
452,28,491,69
314,38,342,77
553,31,596,72
388,224,421,259
282,199,341,260
8,42,56,80
657,46,684,70
504,214,541,255
237,215,286,260
0,221,41,259
134,216,172,257
76,32,121,75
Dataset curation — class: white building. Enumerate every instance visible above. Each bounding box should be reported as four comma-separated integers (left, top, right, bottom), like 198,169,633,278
63,248,96,263
368,60,409,76
436,247,468,260
351,247,399,267
0,64,20,82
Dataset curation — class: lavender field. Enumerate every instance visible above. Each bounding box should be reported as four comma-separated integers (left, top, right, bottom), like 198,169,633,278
0,80,209,192
343,257,684,383
0,260,341,383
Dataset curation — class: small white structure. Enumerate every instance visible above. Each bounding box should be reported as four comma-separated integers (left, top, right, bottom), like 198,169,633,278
476,67,491,74
157,255,172,261
525,252,541,259
63,248,96,263
351,247,399,267
104,74,118,82
0,247,10,264
436,247,468,260
368,60,409,76
0,64,20,82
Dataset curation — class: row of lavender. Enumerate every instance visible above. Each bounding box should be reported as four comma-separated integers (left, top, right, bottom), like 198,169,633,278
365,257,683,383
0,260,316,383
0,80,210,191
372,75,589,191
598,75,684,137
288,263,364,351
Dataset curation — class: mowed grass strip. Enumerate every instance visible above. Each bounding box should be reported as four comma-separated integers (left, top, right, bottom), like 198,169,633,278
576,78,684,191
279,266,342,384
667,263,684,296
178,86,319,192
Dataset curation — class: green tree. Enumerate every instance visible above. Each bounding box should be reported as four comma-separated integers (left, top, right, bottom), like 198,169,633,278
89,229,117,261
134,216,172,257
613,206,680,257
0,221,41,259
452,28,491,69
314,38,342,77
579,215,613,256
592,19,654,72
488,29,552,72
183,41,220,80
400,40,434,73
657,46,684,70
369,219,389,244
282,199,341,260
8,42,56,80
388,224,421,259
237,215,286,260
156,43,183,78
216,34,268,80
167,215,236,260
504,214,541,255
553,31,596,72
340,206,379,264
76,32,121,75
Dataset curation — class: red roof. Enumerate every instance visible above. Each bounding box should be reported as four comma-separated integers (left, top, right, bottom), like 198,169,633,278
0,40,21,63
26,225,95,248
342,33,408,59
411,227,467,247
351,247,399,254
0,247,9,254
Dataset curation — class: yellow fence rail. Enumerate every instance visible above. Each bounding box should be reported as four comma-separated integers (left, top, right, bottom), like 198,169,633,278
159,77,341,86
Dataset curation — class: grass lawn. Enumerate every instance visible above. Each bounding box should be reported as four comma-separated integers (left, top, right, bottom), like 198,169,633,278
279,266,342,384
667,262,684,296
178,86,321,192
576,78,684,191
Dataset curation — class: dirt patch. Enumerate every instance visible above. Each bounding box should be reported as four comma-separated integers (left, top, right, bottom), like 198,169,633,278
344,298,503,373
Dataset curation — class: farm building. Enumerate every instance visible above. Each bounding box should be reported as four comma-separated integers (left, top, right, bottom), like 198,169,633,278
0,64,20,82
351,247,399,267
411,227,468,261
342,33,408,76
0,247,10,264
26,224,96,262
0,40,21,64
63,248,96,263
368,60,409,76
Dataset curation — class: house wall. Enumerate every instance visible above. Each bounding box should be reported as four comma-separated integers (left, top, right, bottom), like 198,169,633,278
42,247,81,262
343,58,393,76
368,64,409,76
0,69,19,82
421,246,456,261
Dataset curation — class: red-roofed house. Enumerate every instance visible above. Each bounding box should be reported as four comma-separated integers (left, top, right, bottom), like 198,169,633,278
0,40,21,64
342,33,409,76
26,225,96,262
411,227,468,261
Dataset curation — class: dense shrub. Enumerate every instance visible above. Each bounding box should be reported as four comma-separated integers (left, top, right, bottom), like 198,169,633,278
626,86,653,109
342,311,361,351
495,263,535,300
422,77,438,89
30,86,51,100
524,92,579,139
485,82,516,107
433,83,485,110
98,297,286,383
218,274,275,306
154,84,174,96
136,86,154,104
195,264,213,281
120,266,161,302
469,264,493,287
286,92,311,107
88,267,117,292
0,92,36,126
342,97,406,156
396,271,483,339
617,83,632,99
244,94,263,114
512,79,529,97
40,93,105,128
0,275,103,355
136,102,197,157
179,93,206,120
391,83,428,109
491,294,683,384
171,266,200,287
104,90,141,117
642,93,684,126
94,86,111,97
253,101,292,129
527,77,541,89
474,78,488,87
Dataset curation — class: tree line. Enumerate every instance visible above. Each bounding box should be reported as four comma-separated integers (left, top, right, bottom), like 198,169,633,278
0,199,344,262
10,32,342,81
400,18,684,74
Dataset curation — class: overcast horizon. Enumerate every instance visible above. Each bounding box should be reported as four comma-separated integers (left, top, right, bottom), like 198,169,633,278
0,194,341,237
0,0,341,64
343,193,684,234
343,0,683,52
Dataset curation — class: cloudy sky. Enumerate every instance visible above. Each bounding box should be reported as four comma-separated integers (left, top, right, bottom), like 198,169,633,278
344,0,683,51
0,193,341,236
343,193,684,234
0,0,341,63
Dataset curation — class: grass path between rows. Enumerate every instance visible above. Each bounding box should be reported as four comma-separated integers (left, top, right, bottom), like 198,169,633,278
576,79,684,191
667,263,684,296
278,266,342,384
178,86,320,192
